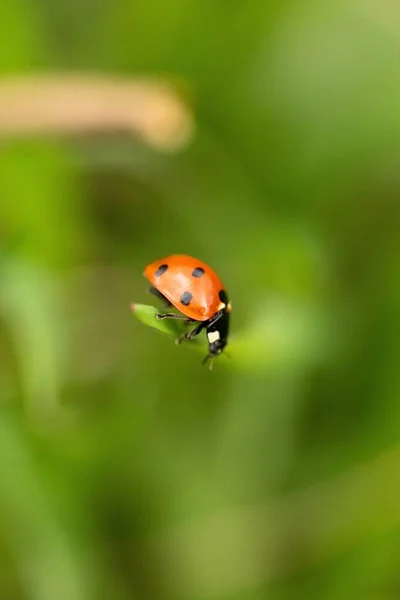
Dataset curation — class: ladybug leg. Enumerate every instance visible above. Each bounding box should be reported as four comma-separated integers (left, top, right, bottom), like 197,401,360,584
155,312,189,321
206,310,224,326
175,321,206,345
148,286,172,308
185,322,206,339
202,354,216,370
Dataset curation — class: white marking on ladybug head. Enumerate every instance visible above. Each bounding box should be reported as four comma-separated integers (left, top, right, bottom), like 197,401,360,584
207,331,220,344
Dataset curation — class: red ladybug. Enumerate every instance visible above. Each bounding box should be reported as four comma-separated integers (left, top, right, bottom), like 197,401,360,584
144,254,231,367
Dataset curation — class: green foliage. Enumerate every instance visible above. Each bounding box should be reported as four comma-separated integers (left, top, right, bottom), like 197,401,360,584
131,303,189,339
1,1,400,599
131,300,332,374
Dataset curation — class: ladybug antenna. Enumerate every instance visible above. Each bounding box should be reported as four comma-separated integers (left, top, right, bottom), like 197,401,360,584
202,354,215,370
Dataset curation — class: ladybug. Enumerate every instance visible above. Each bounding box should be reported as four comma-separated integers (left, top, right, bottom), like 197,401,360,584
144,254,231,367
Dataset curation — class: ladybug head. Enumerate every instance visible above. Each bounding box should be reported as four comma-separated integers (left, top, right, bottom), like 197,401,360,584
203,310,230,369
206,333,227,356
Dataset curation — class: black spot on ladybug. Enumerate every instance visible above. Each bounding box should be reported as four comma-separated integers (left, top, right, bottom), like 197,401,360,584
219,289,229,304
180,291,193,306
155,264,168,277
192,267,205,278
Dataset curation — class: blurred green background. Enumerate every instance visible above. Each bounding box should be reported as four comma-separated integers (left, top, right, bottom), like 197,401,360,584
1,0,400,598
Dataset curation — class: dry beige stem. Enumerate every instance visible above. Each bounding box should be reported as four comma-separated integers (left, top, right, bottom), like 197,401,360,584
0,72,195,152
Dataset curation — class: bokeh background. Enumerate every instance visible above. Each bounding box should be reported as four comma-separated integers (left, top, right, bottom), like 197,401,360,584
1,0,400,599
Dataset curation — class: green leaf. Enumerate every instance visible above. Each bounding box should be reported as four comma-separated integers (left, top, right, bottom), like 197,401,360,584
130,300,333,373
131,303,207,346
131,304,242,372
